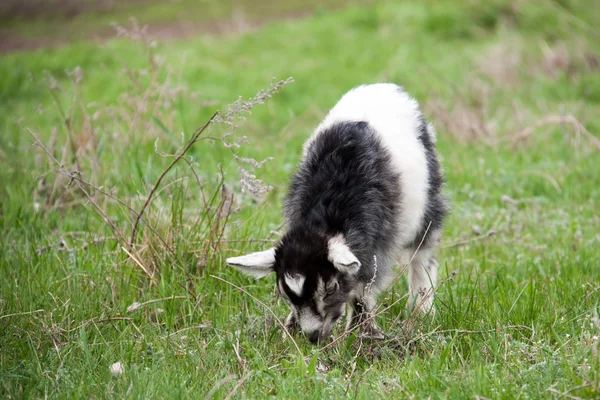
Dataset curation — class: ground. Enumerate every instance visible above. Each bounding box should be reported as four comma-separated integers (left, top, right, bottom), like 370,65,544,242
1,0,600,399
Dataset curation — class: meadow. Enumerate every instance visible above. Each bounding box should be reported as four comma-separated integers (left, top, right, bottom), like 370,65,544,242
1,0,600,398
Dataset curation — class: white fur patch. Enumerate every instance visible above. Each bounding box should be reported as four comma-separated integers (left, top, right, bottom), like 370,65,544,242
298,309,322,333
305,84,430,246
328,234,360,273
284,274,306,296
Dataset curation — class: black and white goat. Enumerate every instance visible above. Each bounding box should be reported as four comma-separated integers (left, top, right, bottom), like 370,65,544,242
226,83,447,343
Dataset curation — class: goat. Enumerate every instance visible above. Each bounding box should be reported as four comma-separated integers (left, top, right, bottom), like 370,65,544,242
226,83,448,343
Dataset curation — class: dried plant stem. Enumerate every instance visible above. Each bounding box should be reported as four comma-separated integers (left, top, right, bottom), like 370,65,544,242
204,375,236,400
129,68,161,134
58,170,177,256
126,295,187,312
181,157,209,211
49,136,71,205
444,230,497,249
546,386,585,400
204,181,234,256
224,372,253,400
29,129,129,245
96,317,134,323
129,111,219,247
165,324,210,339
404,325,534,349
513,114,600,151
121,246,157,284
46,86,83,173
0,309,45,321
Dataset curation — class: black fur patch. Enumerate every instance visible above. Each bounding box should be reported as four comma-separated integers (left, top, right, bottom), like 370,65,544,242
408,116,448,248
277,121,401,307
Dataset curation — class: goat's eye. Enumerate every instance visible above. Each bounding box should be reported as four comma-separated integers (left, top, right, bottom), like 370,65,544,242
325,281,339,297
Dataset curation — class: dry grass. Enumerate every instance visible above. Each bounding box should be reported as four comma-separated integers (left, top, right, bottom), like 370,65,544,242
29,19,294,285
513,114,600,151
426,80,497,145
426,37,599,149
537,39,600,80
477,41,523,86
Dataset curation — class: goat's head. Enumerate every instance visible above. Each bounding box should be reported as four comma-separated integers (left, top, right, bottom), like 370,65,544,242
226,227,361,343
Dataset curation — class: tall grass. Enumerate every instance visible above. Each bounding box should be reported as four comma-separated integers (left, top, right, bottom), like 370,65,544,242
27,19,293,287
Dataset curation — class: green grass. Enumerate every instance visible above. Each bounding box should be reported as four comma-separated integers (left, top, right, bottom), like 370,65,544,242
2,0,600,398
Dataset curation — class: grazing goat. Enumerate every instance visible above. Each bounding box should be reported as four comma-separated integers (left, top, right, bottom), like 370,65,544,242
226,83,447,343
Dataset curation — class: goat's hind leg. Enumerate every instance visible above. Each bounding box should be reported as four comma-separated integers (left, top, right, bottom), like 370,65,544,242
407,248,438,314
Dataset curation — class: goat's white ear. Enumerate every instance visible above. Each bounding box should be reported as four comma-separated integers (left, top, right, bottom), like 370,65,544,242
226,248,276,279
328,236,361,274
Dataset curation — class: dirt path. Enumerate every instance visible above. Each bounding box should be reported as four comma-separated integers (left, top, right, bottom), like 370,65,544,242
0,0,357,53
1,12,311,54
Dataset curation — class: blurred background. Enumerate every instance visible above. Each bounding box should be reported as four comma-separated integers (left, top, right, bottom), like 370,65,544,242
0,0,358,52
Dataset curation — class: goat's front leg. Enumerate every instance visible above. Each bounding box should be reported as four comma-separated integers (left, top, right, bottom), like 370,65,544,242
346,295,384,340
281,311,299,339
